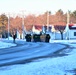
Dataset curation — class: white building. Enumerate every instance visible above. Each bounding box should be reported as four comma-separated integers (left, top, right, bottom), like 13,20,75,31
32,25,43,34
16,30,21,39
68,24,76,39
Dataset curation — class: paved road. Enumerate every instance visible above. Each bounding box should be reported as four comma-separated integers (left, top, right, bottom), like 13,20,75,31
0,42,67,67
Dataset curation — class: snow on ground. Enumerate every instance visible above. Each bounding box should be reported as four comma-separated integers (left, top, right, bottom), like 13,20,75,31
0,37,26,49
0,54,75,75
0,37,16,49
0,38,76,75
0,41,16,49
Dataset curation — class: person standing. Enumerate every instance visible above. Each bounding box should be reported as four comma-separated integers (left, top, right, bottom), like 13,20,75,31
13,32,16,43
45,34,50,42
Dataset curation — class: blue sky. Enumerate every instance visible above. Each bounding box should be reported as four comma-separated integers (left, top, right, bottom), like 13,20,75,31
0,0,76,15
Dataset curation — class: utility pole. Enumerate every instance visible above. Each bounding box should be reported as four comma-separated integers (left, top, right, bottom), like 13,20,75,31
47,11,49,32
67,11,70,25
7,14,10,40
67,11,70,40
21,10,25,39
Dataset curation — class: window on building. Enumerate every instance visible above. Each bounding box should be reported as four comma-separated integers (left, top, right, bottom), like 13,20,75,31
74,32,76,36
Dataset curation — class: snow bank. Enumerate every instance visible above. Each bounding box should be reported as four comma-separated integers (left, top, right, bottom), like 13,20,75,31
0,41,16,49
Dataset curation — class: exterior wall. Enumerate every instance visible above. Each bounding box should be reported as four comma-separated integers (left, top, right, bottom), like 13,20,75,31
16,31,20,39
32,25,41,34
68,24,76,39
55,32,66,40
69,30,76,39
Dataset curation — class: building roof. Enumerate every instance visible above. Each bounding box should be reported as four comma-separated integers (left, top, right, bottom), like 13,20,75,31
34,25,42,30
69,23,76,29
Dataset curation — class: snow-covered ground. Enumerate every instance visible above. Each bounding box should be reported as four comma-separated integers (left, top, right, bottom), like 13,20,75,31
0,37,16,49
0,37,76,75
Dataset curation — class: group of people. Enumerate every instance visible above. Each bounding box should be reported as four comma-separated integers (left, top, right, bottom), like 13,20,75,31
25,34,50,42
12,32,50,43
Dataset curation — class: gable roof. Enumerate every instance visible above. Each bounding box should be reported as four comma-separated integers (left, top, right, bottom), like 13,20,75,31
34,25,42,31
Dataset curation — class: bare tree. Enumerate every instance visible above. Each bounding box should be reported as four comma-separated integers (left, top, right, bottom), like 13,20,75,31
54,25,66,40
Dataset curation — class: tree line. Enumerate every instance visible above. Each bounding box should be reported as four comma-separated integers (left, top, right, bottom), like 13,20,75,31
0,9,76,38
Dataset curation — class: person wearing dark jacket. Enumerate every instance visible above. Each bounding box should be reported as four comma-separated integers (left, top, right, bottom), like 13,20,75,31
45,34,50,42
25,34,31,42
13,33,16,43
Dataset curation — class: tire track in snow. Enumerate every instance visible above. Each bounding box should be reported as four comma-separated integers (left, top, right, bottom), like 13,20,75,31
0,43,67,67
0,42,43,55
0,43,46,61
